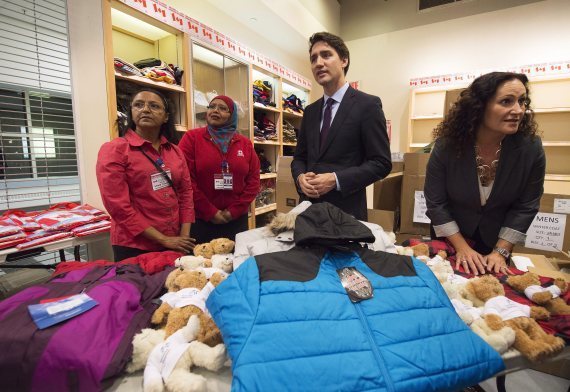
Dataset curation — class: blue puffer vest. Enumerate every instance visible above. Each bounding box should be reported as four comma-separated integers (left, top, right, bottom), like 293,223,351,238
207,203,504,391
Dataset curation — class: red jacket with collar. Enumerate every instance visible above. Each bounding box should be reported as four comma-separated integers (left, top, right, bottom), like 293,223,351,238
178,127,260,221
96,130,194,251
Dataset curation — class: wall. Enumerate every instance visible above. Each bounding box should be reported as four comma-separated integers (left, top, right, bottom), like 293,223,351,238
340,0,543,40
345,0,570,152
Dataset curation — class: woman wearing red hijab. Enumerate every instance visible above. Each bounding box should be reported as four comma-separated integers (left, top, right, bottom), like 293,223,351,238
178,95,260,243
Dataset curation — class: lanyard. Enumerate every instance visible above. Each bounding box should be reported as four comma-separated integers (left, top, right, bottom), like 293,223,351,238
139,147,176,192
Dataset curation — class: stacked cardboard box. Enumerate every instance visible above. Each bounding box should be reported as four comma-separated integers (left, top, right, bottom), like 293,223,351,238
514,181,570,260
399,153,431,236
276,156,299,214
368,170,403,232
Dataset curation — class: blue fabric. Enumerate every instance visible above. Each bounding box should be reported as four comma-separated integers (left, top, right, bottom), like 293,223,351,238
207,252,504,392
207,102,238,154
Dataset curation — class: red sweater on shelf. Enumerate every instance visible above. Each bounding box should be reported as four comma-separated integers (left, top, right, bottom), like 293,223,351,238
178,127,260,221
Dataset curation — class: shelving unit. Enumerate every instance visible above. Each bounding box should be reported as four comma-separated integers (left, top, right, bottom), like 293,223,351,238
103,0,191,139
407,74,570,181
190,43,250,138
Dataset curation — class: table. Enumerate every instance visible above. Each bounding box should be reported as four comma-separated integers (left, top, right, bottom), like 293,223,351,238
106,347,570,392
0,232,110,265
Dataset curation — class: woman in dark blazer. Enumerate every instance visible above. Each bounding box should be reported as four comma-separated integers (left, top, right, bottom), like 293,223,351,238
424,72,545,275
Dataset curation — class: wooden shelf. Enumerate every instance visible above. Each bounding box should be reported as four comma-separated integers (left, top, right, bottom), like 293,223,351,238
255,203,277,215
282,142,297,147
253,104,280,113
410,142,430,148
260,173,277,179
254,141,280,146
115,72,186,93
545,174,570,181
542,141,570,147
283,110,303,118
411,115,443,120
533,108,570,113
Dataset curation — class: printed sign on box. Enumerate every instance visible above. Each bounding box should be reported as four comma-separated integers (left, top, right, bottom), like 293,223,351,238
524,212,566,252
413,191,430,224
554,198,570,214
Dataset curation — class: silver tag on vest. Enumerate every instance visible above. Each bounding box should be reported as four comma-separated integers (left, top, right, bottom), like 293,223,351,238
337,267,374,302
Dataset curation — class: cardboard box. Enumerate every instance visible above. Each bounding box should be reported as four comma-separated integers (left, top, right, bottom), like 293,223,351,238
443,88,465,117
368,209,396,233
513,181,570,260
391,161,404,174
276,156,300,213
400,153,431,235
512,253,570,282
369,172,403,232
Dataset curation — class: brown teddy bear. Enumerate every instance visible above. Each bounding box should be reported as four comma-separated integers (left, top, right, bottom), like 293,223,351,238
210,237,235,254
462,275,565,362
151,268,226,346
193,243,214,259
506,272,570,316
193,237,235,259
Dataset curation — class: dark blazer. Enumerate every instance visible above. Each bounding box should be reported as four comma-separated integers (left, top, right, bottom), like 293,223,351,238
291,86,392,220
424,133,545,250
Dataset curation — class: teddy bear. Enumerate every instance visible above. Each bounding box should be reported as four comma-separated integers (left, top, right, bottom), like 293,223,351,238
143,315,227,392
209,238,235,254
506,272,570,316
175,255,212,270
126,328,167,374
470,314,516,354
193,243,214,259
151,268,226,345
462,275,565,362
210,253,233,273
193,238,236,259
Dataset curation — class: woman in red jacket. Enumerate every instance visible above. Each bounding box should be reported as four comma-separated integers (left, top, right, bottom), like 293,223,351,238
97,88,195,261
178,95,260,243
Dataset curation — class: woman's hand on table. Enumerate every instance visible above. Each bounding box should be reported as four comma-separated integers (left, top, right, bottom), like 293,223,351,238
455,245,487,275
159,235,196,254
486,251,513,275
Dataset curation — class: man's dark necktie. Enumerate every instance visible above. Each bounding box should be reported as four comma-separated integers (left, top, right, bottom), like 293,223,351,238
320,98,334,150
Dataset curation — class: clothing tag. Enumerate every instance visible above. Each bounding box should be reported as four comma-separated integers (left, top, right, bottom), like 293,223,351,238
337,267,373,302
28,293,98,329
151,170,172,191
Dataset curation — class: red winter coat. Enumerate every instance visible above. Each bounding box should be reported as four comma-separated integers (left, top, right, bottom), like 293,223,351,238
178,127,260,221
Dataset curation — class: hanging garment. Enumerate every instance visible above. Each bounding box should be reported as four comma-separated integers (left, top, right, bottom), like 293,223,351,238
207,203,504,391
0,264,171,392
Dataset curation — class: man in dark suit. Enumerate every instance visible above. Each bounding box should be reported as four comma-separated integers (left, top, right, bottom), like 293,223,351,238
291,32,392,221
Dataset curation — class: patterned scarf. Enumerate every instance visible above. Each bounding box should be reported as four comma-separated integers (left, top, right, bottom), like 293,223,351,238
207,102,238,154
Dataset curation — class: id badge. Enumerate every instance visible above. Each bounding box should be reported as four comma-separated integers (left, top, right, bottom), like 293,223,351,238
151,170,172,191
214,173,224,190
214,173,233,190
223,172,233,190
337,267,374,302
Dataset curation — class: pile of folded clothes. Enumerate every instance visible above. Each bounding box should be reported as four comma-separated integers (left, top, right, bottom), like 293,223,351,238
114,57,184,86
0,203,111,251
282,120,298,143
255,180,276,208
253,80,276,107
255,148,273,174
253,112,278,142
282,94,305,114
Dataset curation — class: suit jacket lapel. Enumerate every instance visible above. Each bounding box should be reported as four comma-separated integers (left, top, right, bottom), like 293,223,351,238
318,87,356,158
463,146,482,212
309,97,324,159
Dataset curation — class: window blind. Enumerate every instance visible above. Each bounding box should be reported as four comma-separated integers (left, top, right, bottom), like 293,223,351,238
0,0,80,211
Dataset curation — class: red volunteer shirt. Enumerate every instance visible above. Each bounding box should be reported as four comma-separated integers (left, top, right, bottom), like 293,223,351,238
178,127,260,221
96,130,195,251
